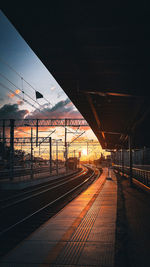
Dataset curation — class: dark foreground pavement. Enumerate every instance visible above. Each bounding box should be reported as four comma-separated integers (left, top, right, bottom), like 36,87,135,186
115,172,150,267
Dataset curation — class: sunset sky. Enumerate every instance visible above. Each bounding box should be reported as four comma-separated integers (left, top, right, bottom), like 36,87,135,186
0,10,107,160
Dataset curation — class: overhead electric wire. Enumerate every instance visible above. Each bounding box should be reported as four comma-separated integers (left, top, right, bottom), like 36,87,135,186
67,128,82,135
0,57,52,106
39,147,49,156
0,57,21,77
69,131,86,145
0,82,41,112
0,80,53,117
15,129,30,135
39,130,56,145
0,73,44,109
24,79,52,106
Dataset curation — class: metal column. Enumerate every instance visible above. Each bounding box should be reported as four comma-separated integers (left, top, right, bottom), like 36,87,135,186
36,119,38,147
121,149,124,175
56,140,58,176
10,119,14,180
65,119,68,172
31,127,33,179
49,137,52,174
2,120,5,165
129,134,133,186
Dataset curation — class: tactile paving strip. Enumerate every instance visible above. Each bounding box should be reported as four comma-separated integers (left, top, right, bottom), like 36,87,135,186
51,170,117,266
53,192,105,265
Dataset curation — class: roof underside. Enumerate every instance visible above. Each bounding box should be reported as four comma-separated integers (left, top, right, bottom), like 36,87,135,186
2,2,150,149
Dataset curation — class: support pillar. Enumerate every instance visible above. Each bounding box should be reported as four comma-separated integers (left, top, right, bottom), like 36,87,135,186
121,149,124,175
10,119,14,180
56,140,58,176
49,137,52,174
36,119,38,147
2,120,5,165
31,127,33,179
65,119,68,172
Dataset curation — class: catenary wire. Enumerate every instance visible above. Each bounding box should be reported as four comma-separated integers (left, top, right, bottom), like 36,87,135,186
0,73,44,109
0,57,52,106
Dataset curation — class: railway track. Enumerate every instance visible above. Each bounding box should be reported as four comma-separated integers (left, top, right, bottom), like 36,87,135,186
0,165,101,258
0,165,64,180
0,168,83,208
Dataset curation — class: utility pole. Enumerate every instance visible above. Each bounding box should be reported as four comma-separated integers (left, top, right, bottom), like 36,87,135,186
36,119,38,147
10,119,14,181
65,119,68,172
49,137,52,174
31,127,33,179
56,140,58,176
2,120,5,165
129,134,133,186
56,139,62,176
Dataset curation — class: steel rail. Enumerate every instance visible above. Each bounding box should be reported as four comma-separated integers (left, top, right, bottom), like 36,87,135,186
0,168,85,209
0,166,99,237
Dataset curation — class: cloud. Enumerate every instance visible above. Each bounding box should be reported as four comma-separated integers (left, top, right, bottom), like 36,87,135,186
57,92,63,99
0,98,86,131
65,101,73,108
27,98,83,119
8,92,15,98
8,89,21,98
0,104,29,119
17,100,24,106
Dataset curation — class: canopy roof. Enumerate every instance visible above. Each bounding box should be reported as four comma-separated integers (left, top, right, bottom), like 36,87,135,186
2,3,150,149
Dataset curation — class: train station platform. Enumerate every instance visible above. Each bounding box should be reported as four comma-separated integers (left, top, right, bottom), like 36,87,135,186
115,172,150,267
0,168,117,266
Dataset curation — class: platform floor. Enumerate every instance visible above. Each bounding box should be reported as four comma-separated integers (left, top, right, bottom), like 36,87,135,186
115,173,150,267
0,168,117,267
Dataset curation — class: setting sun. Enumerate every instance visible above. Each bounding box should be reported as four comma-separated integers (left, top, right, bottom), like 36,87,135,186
82,148,87,156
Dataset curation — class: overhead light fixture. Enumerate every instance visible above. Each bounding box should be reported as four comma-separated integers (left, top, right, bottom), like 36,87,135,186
84,91,135,98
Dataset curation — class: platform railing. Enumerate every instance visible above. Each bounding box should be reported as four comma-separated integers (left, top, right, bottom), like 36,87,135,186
113,164,150,187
